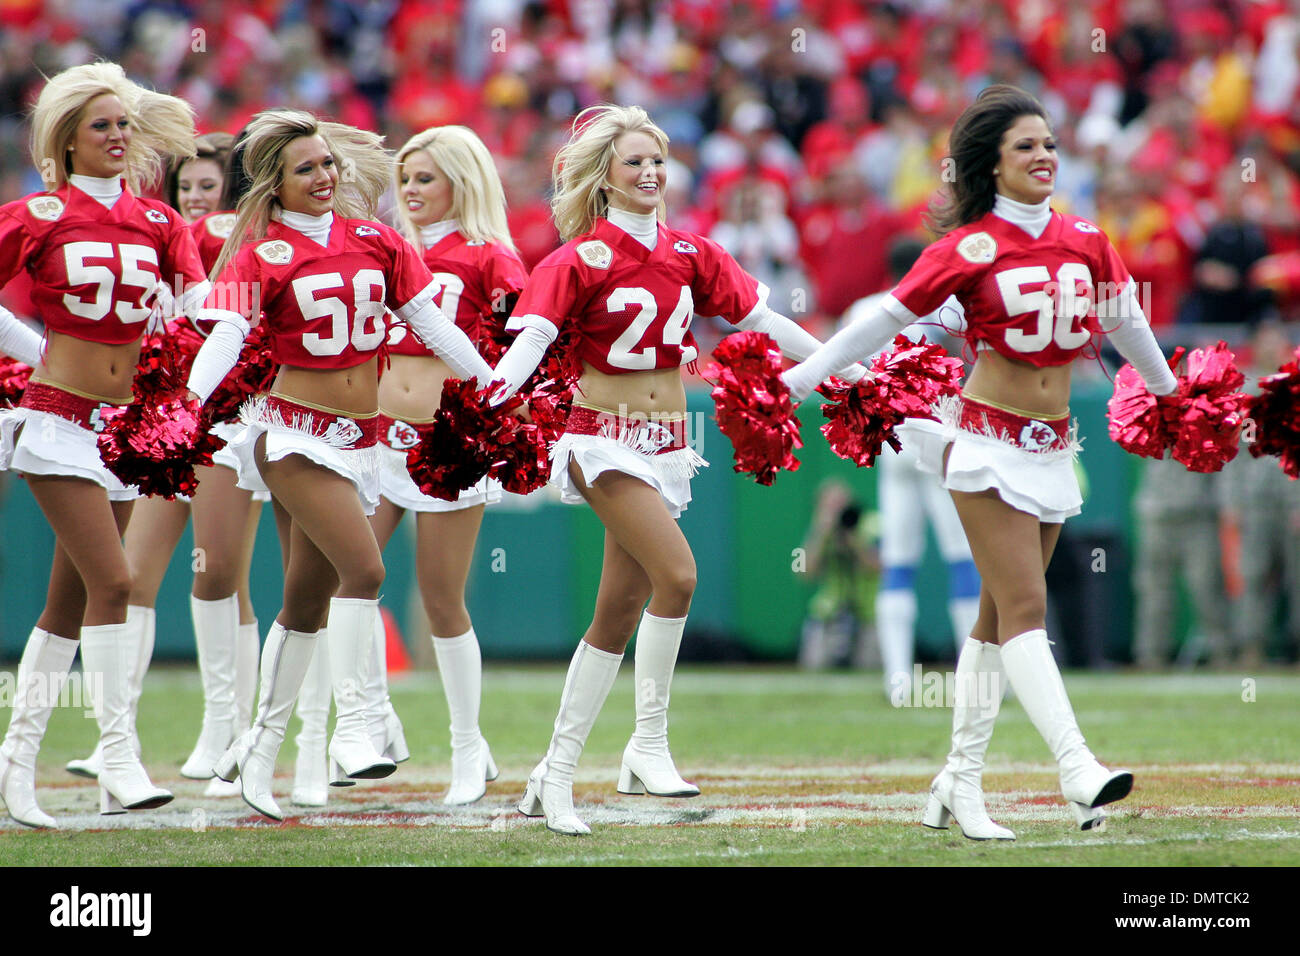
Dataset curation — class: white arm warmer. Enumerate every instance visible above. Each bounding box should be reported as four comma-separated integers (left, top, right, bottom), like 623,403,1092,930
734,304,867,383
1100,282,1177,396
0,305,45,367
186,317,248,404
395,290,495,385
781,294,914,401
491,320,558,403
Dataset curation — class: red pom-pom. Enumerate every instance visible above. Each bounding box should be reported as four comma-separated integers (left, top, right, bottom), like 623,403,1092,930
1245,346,1300,478
1108,343,1247,472
0,355,33,407
97,328,228,498
1107,355,1180,460
98,390,225,499
818,335,963,467
405,377,554,499
204,324,278,426
488,415,552,495
406,378,500,501
1170,342,1247,473
705,331,801,486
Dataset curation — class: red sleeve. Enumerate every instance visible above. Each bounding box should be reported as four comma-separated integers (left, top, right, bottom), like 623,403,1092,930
689,235,762,323
506,259,580,336
385,227,435,311
1095,233,1134,302
162,211,209,292
890,240,976,318
483,246,529,306
0,207,38,290
203,246,259,323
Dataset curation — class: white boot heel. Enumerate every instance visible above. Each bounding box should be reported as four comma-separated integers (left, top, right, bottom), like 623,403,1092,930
99,788,126,815
328,756,355,788
381,708,410,763
521,767,589,835
617,763,645,795
1072,802,1107,831
213,731,249,782
518,774,544,817
922,792,951,829
617,743,699,797
929,772,1015,841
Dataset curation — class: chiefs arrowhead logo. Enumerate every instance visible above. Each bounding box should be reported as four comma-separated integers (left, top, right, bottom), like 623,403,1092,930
27,196,64,221
1074,221,1100,234
576,240,612,269
386,419,420,450
355,225,380,237
1018,420,1058,451
255,240,294,265
145,209,170,224
956,232,996,264
673,240,698,254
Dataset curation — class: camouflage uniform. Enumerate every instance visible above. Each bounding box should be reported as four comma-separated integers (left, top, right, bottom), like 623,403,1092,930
1132,455,1231,666
1221,449,1300,663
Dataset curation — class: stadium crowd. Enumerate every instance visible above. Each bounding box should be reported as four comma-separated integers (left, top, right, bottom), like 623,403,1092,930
1,0,1299,325
0,0,1297,669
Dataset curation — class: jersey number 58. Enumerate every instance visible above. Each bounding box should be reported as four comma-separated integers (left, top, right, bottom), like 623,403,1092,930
995,263,1093,353
294,269,387,356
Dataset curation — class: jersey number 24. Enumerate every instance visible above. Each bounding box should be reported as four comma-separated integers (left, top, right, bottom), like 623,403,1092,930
605,284,697,370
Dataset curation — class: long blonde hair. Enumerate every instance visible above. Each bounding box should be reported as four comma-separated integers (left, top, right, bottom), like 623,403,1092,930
394,126,515,251
30,61,196,193
551,104,669,242
212,109,390,278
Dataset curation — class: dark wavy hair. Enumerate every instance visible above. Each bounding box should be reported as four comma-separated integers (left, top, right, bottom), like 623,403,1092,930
927,85,1051,236
163,131,234,212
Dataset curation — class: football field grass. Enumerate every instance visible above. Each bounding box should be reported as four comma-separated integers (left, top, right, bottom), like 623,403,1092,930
3,665,1298,866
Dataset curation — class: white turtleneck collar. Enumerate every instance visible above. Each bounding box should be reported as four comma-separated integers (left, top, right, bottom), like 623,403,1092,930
69,173,123,209
992,193,1052,239
275,207,334,247
419,219,460,247
606,207,659,250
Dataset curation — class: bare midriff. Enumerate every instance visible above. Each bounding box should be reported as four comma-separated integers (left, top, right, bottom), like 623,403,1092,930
574,362,686,422
378,352,449,423
273,356,381,418
961,348,1071,420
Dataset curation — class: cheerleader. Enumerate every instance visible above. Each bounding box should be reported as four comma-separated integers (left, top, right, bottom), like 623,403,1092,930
783,86,1179,838
184,109,495,820
0,63,208,826
168,132,234,223
490,105,865,834
363,125,530,805
64,130,269,800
